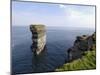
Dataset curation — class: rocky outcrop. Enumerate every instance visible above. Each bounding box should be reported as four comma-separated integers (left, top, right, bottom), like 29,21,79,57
67,32,96,61
30,24,46,55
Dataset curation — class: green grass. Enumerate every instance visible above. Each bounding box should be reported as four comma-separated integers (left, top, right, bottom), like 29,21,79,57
55,49,96,72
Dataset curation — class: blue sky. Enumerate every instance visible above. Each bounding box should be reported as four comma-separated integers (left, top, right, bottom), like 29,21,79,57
12,1,95,28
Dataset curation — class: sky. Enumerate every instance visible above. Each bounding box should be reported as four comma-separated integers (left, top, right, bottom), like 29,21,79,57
12,1,95,28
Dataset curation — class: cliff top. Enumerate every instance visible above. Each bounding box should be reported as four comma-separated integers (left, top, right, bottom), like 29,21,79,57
30,24,46,33
30,24,45,28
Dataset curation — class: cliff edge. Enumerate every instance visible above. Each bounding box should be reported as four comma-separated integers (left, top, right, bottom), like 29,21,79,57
67,32,96,61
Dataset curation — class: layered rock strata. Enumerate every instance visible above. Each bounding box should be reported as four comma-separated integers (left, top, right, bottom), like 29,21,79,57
67,32,96,61
30,24,46,55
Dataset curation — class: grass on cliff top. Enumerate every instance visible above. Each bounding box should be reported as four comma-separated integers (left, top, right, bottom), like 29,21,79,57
30,24,46,33
30,24,45,29
55,49,96,71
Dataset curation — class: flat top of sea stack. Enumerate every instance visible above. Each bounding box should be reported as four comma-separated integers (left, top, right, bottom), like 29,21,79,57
30,24,45,28
30,24,46,32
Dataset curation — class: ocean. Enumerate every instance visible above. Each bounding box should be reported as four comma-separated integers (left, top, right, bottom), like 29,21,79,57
11,26,94,74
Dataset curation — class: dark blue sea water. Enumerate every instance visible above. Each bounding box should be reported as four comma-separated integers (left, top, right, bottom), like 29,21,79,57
11,26,94,74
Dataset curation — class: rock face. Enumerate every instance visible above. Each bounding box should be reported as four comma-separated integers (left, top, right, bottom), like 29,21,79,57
67,32,96,61
30,24,46,55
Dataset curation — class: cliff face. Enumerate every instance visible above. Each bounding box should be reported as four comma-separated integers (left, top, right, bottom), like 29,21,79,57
30,24,46,55
56,32,96,71
67,32,96,61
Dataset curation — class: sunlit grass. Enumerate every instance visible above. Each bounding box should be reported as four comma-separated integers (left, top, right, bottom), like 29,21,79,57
56,49,96,71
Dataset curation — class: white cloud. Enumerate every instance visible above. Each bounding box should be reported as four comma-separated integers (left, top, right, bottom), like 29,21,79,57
59,4,66,8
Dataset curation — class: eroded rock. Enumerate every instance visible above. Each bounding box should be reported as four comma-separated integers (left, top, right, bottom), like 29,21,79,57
30,24,46,55
67,32,96,61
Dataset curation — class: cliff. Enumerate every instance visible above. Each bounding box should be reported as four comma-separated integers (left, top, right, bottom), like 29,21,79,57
56,32,96,71
67,32,96,61
30,24,46,55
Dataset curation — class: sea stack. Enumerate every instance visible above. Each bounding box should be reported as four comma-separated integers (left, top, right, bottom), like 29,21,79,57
30,24,46,55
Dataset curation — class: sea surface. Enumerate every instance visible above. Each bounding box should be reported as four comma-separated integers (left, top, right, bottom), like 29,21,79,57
11,26,95,74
